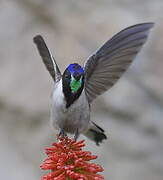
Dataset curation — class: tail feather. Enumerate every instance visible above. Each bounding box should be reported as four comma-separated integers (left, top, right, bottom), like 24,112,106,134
84,122,107,145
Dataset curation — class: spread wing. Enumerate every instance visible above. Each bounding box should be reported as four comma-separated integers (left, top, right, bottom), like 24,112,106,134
84,23,154,103
33,35,61,82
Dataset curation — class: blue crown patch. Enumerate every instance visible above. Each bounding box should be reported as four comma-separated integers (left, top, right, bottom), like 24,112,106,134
67,63,84,74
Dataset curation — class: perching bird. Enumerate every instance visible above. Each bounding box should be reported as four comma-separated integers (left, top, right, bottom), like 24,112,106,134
33,23,154,145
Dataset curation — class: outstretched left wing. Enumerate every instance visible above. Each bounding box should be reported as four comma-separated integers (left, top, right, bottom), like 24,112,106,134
33,35,61,83
84,23,154,103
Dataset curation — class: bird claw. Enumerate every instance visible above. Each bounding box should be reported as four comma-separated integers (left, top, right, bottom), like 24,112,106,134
59,129,67,138
74,128,79,141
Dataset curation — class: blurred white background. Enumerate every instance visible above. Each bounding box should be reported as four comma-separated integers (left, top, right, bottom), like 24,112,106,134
0,0,163,179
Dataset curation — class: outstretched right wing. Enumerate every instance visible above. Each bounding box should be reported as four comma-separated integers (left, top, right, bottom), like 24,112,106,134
33,35,61,82
84,23,154,103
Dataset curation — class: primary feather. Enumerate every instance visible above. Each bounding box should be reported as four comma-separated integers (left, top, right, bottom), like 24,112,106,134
33,35,61,82
84,23,154,103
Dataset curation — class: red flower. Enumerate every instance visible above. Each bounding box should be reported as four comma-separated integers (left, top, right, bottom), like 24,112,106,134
40,136,104,180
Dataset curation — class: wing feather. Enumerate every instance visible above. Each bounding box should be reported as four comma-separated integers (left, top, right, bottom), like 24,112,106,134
33,35,61,82
84,23,154,103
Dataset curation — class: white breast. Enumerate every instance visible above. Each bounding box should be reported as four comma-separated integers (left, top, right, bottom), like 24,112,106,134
50,80,90,134
52,80,65,111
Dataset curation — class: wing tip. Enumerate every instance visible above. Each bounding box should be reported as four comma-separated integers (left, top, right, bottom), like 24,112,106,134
137,22,155,26
130,22,155,31
33,34,44,44
141,22,155,30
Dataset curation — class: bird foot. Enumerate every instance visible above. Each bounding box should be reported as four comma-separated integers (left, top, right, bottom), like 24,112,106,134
74,128,79,141
59,129,67,138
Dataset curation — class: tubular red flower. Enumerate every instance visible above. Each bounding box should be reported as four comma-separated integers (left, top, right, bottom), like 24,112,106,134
40,136,104,180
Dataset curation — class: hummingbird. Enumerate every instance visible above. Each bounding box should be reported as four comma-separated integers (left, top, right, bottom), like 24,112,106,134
33,23,154,145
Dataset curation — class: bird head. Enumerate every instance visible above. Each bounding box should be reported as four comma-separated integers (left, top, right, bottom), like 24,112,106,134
62,63,84,94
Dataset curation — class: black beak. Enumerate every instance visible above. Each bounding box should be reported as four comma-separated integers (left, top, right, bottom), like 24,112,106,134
74,73,81,81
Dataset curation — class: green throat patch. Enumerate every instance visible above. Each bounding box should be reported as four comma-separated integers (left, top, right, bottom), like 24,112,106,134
70,78,82,93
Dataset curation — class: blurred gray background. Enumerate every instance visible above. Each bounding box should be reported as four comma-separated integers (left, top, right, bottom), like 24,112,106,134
0,0,163,179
